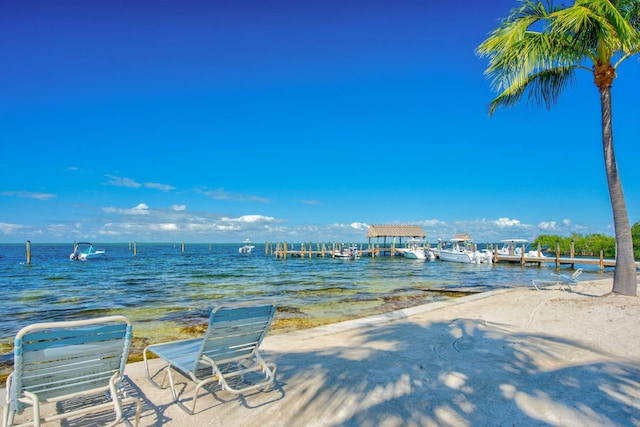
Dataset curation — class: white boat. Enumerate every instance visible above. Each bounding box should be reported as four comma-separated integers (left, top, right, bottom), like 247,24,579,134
438,234,492,264
331,244,360,259
70,242,105,260
239,239,255,254
497,239,547,258
396,238,435,261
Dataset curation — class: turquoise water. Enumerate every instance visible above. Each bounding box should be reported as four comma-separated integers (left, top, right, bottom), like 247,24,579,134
0,242,611,375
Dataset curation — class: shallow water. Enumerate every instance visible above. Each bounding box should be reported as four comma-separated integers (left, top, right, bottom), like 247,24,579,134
0,242,612,376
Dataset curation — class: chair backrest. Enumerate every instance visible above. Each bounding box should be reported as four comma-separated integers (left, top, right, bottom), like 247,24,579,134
11,316,132,412
571,268,584,281
198,302,275,367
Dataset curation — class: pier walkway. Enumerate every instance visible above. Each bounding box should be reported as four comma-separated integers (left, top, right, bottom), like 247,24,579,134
265,242,639,271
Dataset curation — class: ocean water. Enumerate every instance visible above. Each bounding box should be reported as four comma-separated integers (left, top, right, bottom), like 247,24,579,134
0,242,612,377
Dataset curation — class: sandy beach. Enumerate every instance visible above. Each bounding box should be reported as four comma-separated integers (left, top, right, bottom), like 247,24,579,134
3,276,639,426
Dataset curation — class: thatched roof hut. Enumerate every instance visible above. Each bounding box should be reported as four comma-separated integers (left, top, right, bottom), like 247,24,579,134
366,225,426,244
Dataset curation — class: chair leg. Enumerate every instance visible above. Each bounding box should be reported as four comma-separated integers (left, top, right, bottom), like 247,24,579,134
118,396,141,427
3,403,14,427
22,391,40,427
188,376,219,415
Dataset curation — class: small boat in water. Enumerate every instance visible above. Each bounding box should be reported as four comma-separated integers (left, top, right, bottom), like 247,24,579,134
70,242,105,260
438,234,492,264
239,239,255,254
331,244,360,259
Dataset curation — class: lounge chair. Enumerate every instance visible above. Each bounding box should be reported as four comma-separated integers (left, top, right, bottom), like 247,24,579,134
143,301,277,414
3,315,141,427
532,268,583,291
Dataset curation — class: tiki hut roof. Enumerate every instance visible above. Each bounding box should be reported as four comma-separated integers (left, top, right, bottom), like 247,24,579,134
366,225,426,239
452,233,473,241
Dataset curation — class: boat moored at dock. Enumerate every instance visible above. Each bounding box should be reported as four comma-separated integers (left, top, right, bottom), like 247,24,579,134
438,234,492,264
395,238,435,261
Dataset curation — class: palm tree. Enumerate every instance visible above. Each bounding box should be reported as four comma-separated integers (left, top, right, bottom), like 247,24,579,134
477,0,639,296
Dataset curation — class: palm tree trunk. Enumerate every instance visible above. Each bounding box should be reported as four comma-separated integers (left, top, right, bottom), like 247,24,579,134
600,87,638,296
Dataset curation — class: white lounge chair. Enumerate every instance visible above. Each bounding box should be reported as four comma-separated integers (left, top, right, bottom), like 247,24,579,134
143,301,277,414
3,315,141,427
532,268,583,291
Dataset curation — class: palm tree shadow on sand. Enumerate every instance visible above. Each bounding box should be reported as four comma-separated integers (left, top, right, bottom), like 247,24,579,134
270,318,640,426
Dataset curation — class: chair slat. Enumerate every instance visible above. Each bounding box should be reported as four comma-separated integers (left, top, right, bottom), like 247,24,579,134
20,323,127,342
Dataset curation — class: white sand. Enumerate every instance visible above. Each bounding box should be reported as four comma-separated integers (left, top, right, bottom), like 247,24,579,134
3,277,640,426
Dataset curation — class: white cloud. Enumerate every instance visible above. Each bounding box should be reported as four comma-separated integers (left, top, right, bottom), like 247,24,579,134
155,223,178,231
105,175,174,191
200,188,271,203
494,217,523,227
538,221,558,230
1,191,55,200
172,204,187,211
221,215,277,224
103,203,150,215
0,222,28,234
144,182,175,192
105,175,142,188
350,222,369,231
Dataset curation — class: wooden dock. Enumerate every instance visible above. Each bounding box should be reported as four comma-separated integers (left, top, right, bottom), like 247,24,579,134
266,241,639,270
488,241,639,269
267,242,409,259
492,253,617,269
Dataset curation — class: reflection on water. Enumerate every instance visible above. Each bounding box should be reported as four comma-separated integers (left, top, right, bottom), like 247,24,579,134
0,242,611,376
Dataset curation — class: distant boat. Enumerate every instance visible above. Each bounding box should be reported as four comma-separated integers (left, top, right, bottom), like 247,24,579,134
438,234,492,264
239,239,255,254
70,242,105,260
331,244,360,260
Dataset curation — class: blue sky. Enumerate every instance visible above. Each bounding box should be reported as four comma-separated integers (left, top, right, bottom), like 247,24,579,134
1,0,639,244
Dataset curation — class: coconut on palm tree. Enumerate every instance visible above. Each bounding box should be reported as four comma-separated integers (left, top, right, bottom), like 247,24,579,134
477,0,639,296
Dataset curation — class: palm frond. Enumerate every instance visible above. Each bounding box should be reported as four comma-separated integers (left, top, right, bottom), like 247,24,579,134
477,0,640,116
488,66,576,115
483,29,585,94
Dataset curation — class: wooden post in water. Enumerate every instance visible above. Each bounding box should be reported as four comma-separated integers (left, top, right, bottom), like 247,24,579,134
555,241,560,268
599,250,604,270
570,240,575,258
134,241,137,256
209,243,212,251
26,240,31,265
283,241,288,260
182,242,185,253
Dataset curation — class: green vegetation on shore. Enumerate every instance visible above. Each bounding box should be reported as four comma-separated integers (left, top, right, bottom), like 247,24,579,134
532,221,640,260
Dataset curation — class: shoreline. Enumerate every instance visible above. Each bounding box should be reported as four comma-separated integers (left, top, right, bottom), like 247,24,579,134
3,276,639,426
